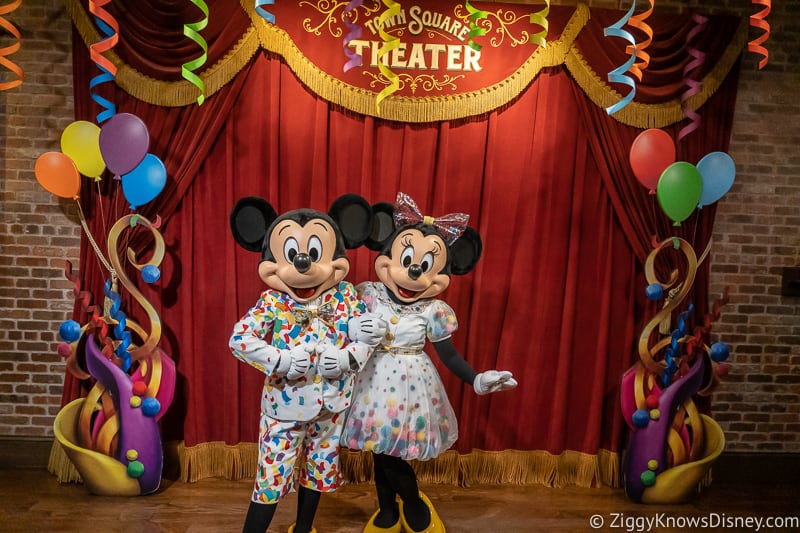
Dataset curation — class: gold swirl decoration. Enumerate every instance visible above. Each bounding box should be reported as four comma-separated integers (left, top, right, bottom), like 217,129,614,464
62,0,747,125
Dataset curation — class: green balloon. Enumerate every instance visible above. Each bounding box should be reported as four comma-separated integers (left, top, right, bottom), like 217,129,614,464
656,162,703,226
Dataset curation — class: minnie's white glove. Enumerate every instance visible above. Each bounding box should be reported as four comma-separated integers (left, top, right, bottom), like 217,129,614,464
473,370,518,395
276,344,313,381
348,313,388,346
319,343,352,379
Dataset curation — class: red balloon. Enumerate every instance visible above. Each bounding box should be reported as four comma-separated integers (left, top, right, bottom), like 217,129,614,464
629,129,676,192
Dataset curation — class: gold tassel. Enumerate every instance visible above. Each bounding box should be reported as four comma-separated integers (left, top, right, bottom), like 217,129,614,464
47,439,83,484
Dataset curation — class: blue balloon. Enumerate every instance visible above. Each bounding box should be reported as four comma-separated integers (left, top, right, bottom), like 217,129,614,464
142,265,161,284
121,153,166,210
710,341,730,362
697,152,735,207
59,320,81,342
645,283,663,301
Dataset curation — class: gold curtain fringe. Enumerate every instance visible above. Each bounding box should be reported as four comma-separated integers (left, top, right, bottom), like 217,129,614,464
178,440,260,483
47,439,83,484
64,1,746,126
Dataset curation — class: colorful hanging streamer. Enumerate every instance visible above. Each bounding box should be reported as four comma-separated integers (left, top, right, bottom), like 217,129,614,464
748,0,770,70
603,1,638,115
677,14,707,141
528,0,550,48
255,0,275,24
342,0,364,72
624,0,653,81
182,0,208,105
0,0,23,91
465,0,487,52
104,279,132,372
89,0,118,123
376,0,401,112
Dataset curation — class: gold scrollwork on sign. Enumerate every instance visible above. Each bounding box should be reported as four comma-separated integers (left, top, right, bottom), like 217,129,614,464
301,0,382,37
364,71,465,94
453,6,533,48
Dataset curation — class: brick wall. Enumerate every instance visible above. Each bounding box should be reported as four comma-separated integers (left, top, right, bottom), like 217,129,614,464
0,0,797,453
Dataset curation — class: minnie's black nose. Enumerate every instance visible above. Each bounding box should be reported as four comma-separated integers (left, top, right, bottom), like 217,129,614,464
294,253,311,273
408,264,423,280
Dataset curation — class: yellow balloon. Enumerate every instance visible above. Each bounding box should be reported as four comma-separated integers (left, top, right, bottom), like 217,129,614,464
61,121,105,179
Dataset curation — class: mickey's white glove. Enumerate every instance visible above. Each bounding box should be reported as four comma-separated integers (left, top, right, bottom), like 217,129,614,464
276,344,313,381
348,313,388,346
473,370,518,395
319,343,351,380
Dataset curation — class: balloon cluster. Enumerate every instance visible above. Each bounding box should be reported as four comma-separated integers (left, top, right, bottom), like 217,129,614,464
629,129,736,225
34,113,166,211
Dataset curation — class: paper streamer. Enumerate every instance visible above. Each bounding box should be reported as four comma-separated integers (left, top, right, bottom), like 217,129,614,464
255,0,275,24
376,0,401,112
528,0,550,49
0,0,23,91
182,0,209,105
104,279,132,372
465,0,487,52
677,14,707,141
748,0,770,70
89,1,118,123
343,0,364,72
603,1,638,115
624,0,653,81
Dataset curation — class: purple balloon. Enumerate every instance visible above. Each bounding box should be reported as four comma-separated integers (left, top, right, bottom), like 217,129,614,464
98,113,150,176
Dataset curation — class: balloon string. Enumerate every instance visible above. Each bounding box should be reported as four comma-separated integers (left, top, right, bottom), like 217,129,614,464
465,0,488,51
342,0,364,72
182,0,209,105
604,0,638,115
748,0,770,69
0,0,23,91
376,0,401,112
528,0,550,48
76,199,116,277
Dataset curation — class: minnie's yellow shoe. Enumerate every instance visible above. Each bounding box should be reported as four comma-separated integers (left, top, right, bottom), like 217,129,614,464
287,524,317,533
398,492,445,533
363,508,402,533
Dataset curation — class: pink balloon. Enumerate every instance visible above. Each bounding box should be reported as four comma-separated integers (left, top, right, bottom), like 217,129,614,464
629,129,676,192
98,113,150,176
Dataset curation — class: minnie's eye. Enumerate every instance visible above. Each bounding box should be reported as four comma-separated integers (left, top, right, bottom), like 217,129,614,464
400,246,414,268
308,236,322,262
420,252,434,273
284,238,299,262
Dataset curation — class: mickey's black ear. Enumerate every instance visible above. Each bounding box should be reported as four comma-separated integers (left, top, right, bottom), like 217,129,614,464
365,202,395,251
450,226,482,275
230,197,277,252
328,194,373,249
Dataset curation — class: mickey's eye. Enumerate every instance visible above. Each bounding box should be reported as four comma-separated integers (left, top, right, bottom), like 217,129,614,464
283,237,299,263
420,252,434,273
307,236,322,262
400,246,414,268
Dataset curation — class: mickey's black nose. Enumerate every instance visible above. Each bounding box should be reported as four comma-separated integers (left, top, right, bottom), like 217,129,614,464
294,253,311,273
408,264,423,280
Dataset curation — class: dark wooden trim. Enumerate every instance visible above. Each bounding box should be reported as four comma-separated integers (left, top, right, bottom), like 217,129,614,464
0,438,53,470
713,451,800,485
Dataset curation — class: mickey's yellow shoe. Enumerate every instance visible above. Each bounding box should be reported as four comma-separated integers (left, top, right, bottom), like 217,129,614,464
287,524,317,533
363,508,402,533
398,492,445,533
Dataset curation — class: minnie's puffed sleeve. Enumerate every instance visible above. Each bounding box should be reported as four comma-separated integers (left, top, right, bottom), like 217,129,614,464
229,291,287,375
426,299,458,342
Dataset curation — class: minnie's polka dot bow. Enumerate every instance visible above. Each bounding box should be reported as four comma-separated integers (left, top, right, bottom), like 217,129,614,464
393,192,469,245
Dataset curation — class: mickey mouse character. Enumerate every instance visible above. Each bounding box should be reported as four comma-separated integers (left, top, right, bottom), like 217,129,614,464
229,194,386,533
343,192,518,533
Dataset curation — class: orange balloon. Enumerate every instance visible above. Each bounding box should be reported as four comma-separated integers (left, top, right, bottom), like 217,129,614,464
34,152,81,199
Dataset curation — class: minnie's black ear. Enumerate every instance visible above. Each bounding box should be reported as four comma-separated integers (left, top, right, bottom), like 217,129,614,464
365,202,395,251
328,194,373,249
230,197,277,252
450,226,482,275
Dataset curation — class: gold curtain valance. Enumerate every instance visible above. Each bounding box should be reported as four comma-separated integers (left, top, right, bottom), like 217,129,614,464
63,0,747,128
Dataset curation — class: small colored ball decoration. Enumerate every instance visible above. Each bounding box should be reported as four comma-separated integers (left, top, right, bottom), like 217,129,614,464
640,470,656,486
59,320,82,343
127,460,145,478
126,449,139,461
632,409,650,428
132,380,148,396
716,363,731,378
57,342,72,358
645,283,663,301
645,394,660,409
710,341,730,362
129,396,142,408
647,459,658,471
649,408,661,420
141,397,161,417
142,265,161,284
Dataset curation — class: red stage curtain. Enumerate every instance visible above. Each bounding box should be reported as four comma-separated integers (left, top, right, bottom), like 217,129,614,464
61,3,742,485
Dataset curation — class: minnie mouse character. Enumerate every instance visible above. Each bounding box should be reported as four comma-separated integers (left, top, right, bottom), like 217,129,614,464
343,192,518,533
229,194,386,533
